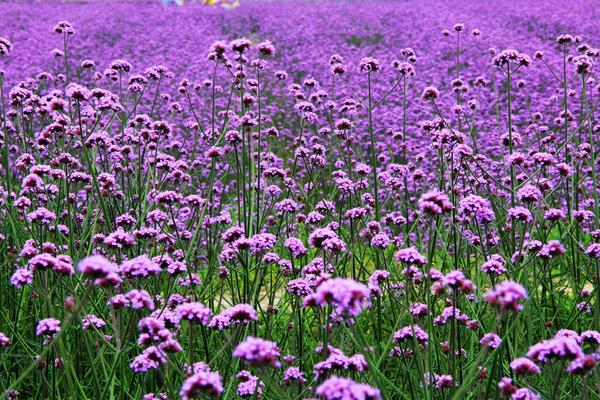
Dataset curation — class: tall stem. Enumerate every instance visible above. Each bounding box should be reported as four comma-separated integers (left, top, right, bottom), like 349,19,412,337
367,72,379,220
506,64,515,208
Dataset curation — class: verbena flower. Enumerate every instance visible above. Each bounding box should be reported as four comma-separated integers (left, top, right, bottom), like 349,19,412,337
484,281,528,312
315,376,381,400
233,336,281,368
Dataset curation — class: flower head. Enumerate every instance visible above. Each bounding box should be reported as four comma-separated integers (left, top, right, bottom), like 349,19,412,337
484,281,528,312
233,336,281,368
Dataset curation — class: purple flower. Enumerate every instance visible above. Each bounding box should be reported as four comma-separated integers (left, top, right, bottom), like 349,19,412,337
573,55,594,75
393,325,429,346
527,335,583,363
314,348,368,378
10,268,33,288
236,370,264,398
480,333,502,349
176,302,213,326
233,336,281,368
511,388,540,400
287,278,315,297
284,237,308,258
458,195,491,215
507,207,533,223
78,255,120,286
82,315,106,330
180,370,224,398
283,366,306,385
250,233,278,255
421,86,439,101
492,49,532,67
36,318,61,337
209,304,257,330
395,246,427,266
315,376,381,400
538,240,566,259
0,37,13,56
0,332,12,347
54,21,75,35
585,243,600,259
498,377,516,396
304,278,371,319
370,233,390,249
125,289,155,310
566,355,596,375
580,330,600,345
435,374,454,389
358,57,381,73
119,255,162,279
484,281,527,312
509,357,540,375
308,228,346,253
26,207,56,224
516,184,542,203
129,346,167,373
368,270,390,295
418,190,454,215
480,254,507,275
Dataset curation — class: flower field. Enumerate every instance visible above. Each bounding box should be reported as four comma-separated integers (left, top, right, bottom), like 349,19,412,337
0,0,599,398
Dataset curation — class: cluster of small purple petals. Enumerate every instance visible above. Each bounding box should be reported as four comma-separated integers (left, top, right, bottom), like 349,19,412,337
566,355,597,375
313,347,368,378
538,240,566,259
209,304,258,330
315,376,382,400
129,346,167,373
480,333,502,349
236,370,264,397
421,86,439,101
283,366,307,385
492,48,532,67
36,318,61,337
53,20,75,35
509,357,541,375
393,325,429,346
0,332,11,347
250,233,277,255
77,255,121,286
0,37,13,55
395,246,427,266
368,270,389,295
304,278,371,320
418,190,454,215
180,369,224,399
527,334,583,363
284,237,308,258
484,281,528,312
507,207,533,223
308,228,346,253
82,315,106,330
510,388,541,400
119,254,162,279
124,289,155,310
358,57,381,73
480,254,507,275
176,302,213,326
233,336,281,368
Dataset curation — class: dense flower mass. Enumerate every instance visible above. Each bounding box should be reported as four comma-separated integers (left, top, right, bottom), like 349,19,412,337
180,370,224,399
304,278,371,320
233,337,281,368
0,0,599,398
484,281,528,312
316,376,382,400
